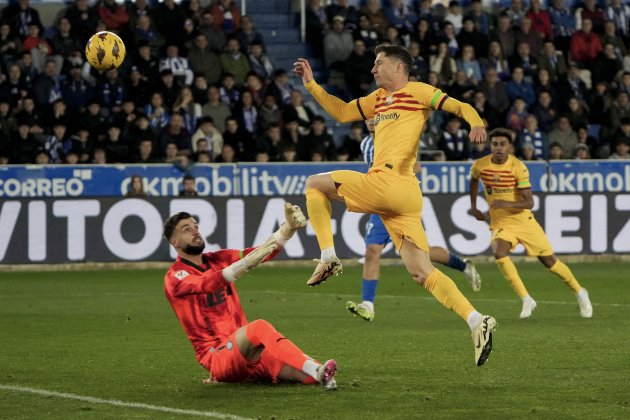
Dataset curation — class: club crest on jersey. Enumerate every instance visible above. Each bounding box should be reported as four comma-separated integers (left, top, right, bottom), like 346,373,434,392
174,270,189,280
493,174,501,182
374,112,400,126
385,95,393,105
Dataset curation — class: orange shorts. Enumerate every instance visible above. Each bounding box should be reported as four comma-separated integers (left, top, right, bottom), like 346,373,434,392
331,169,429,252
491,217,554,257
199,331,285,383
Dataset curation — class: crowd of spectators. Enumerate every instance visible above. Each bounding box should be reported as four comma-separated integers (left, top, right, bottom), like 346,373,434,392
0,0,353,165
307,0,630,160
1,0,629,166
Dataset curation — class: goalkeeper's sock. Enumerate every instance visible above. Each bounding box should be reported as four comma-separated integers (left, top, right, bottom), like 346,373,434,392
245,319,315,379
301,360,320,383
423,269,475,322
362,279,378,304
496,256,528,299
548,259,581,293
306,188,334,251
446,253,467,272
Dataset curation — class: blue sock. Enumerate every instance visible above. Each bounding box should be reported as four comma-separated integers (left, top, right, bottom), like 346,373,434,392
447,254,467,272
362,279,379,303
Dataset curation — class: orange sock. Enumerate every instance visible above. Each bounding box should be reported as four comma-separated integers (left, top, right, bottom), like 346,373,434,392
549,260,582,293
305,188,334,250
423,269,475,321
245,319,308,373
495,256,528,299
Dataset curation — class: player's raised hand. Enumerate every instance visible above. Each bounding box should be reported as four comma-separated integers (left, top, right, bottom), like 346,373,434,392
469,126,487,144
271,202,306,244
293,58,314,84
284,202,307,232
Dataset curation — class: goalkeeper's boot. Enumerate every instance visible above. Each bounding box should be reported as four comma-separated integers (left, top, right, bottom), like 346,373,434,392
472,315,497,366
306,257,342,286
577,288,593,318
317,359,337,391
519,296,537,319
346,301,374,322
463,258,482,292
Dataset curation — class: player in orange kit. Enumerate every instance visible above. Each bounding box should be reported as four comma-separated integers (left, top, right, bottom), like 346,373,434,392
293,44,497,366
163,203,337,389
470,128,593,319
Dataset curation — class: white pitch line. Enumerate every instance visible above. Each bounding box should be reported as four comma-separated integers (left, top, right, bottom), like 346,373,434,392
0,384,253,420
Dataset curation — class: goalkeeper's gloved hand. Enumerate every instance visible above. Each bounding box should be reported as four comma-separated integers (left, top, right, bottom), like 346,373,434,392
272,202,307,246
222,241,277,282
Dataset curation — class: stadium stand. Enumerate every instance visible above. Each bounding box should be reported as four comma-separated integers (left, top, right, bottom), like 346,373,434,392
1,0,630,166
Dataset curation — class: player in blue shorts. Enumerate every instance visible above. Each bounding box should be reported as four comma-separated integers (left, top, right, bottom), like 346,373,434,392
346,118,482,322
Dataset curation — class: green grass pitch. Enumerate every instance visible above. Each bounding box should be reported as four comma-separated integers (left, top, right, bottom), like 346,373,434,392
1,262,629,419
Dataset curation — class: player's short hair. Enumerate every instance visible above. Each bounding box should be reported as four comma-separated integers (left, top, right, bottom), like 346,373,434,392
488,128,515,143
163,212,193,240
374,44,412,75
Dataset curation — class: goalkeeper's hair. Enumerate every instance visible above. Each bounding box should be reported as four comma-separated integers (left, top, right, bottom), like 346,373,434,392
163,212,193,240
374,44,413,76
488,128,516,143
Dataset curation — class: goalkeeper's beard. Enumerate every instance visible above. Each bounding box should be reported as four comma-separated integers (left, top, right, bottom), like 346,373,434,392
183,242,205,255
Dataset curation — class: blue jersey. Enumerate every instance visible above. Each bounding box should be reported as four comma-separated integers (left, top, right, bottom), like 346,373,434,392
360,133,392,245
360,134,375,168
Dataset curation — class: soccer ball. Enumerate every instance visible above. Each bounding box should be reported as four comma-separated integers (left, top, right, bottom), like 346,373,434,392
85,31,126,71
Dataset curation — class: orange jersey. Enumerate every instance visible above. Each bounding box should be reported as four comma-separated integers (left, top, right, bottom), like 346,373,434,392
470,154,533,228
305,80,484,176
164,247,279,363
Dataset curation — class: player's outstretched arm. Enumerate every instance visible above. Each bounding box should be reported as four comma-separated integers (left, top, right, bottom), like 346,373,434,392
262,202,307,248
222,242,278,282
439,97,487,144
293,58,364,123
221,203,306,282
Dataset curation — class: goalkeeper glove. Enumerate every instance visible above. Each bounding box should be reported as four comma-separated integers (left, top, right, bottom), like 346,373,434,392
222,241,277,282
271,202,307,246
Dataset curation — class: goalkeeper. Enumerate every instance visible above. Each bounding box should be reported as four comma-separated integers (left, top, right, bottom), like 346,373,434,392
163,203,337,389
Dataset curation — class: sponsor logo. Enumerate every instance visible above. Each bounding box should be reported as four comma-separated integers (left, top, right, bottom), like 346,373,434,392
374,112,400,125
0,178,85,197
1,193,628,264
174,270,189,280
494,187,513,194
